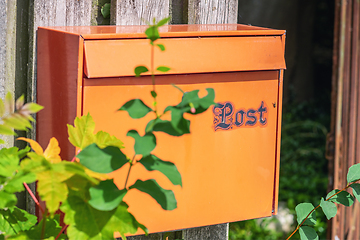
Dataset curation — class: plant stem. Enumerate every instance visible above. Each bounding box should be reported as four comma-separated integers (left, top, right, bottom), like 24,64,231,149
286,180,359,240
40,208,48,240
55,224,68,240
150,41,158,116
124,155,136,189
23,182,45,214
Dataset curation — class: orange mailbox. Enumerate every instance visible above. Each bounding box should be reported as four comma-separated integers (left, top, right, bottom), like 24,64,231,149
37,24,286,234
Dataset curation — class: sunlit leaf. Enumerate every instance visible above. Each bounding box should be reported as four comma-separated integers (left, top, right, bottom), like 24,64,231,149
0,124,15,135
17,137,44,155
0,191,17,208
129,179,177,210
61,195,146,239
23,214,66,240
156,66,170,72
299,226,319,240
15,95,24,110
20,102,44,115
67,113,96,150
139,155,182,186
77,143,128,174
351,183,360,202
94,131,124,149
0,207,37,236
295,203,316,226
89,180,127,211
145,26,160,42
156,44,165,51
3,170,36,193
127,130,156,156
118,99,152,119
43,137,61,163
134,66,149,77
0,98,5,117
320,197,337,220
5,92,14,113
347,163,360,183
326,189,354,206
156,17,170,27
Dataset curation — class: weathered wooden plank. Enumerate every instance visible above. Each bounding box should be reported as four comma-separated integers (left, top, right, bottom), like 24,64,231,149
110,0,169,25
182,224,229,240
188,0,238,24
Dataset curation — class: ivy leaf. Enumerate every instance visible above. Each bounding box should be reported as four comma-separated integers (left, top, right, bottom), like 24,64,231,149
351,183,360,202
145,119,190,136
347,163,360,183
61,195,147,239
156,17,170,27
156,66,170,73
145,26,160,42
89,180,127,211
0,207,37,236
127,130,156,156
77,143,128,174
320,197,337,220
326,189,354,207
299,226,319,240
67,113,96,150
129,179,177,210
157,44,165,51
118,99,152,119
295,203,316,226
94,131,124,149
134,66,149,77
138,155,182,187
101,3,110,19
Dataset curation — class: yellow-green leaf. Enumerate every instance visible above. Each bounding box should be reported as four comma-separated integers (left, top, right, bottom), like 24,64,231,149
95,131,124,149
0,98,5,117
43,137,62,163
17,137,44,155
0,124,15,135
15,95,25,110
67,113,96,150
5,92,14,113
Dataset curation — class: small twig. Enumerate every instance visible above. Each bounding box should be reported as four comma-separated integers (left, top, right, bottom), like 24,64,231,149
23,182,44,214
124,155,136,189
40,208,48,240
287,180,360,240
55,224,68,240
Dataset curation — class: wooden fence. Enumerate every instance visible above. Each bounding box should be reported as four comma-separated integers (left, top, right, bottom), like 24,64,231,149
327,0,360,239
0,0,238,239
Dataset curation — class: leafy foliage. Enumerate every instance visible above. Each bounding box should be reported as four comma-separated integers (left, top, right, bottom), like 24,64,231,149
0,17,215,240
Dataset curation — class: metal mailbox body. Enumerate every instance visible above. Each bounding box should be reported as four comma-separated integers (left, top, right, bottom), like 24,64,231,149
37,24,286,234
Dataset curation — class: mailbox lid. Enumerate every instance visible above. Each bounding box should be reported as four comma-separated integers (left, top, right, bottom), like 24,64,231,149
83,36,286,78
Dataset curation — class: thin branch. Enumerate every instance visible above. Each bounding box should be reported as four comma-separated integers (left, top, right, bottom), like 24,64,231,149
124,155,136,189
23,182,44,214
55,224,68,240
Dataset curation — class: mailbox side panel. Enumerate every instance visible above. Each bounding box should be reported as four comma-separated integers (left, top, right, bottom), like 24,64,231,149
37,29,82,161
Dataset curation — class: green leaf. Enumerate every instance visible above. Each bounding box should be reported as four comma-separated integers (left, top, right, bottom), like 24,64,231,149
156,66,170,73
0,207,37,236
299,226,319,240
3,170,36,193
320,197,337,220
166,107,191,134
77,143,128,174
156,44,165,51
145,26,160,42
20,102,44,114
0,148,20,177
326,189,354,206
295,203,316,226
67,113,96,150
151,91,157,98
61,195,146,239
129,179,177,210
89,180,127,211
351,183,360,202
0,191,17,208
23,214,66,240
347,163,360,183
134,66,149,77
3,114,31,131
127,130,156,156
0,124,15,135
94,131,124,149
101,3,110,19
145,119,190,136
139,155,182,186
0,98,4,117
156,17,170,27
118,99,152,119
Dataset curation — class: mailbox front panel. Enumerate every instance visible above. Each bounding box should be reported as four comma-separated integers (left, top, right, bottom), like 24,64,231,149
82,71,280,233
37,24,285,236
